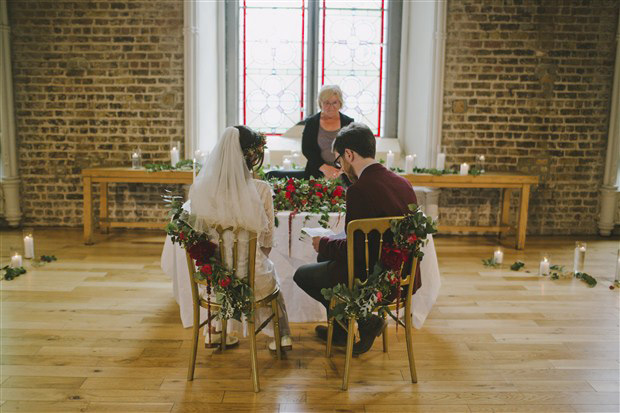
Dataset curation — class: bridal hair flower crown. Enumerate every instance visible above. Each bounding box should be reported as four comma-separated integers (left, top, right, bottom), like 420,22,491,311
244,132,267,160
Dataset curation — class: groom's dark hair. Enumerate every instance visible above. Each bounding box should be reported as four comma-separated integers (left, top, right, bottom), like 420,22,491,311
235,125,264,170
332,122,376,159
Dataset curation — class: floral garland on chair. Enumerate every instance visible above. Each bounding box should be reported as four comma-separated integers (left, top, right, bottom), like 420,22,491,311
165,197,253,322
321,204,438,322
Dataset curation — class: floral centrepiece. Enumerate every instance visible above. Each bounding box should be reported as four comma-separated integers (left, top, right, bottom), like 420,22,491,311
269,177,346,228
165,197,252,321
321,204,438,321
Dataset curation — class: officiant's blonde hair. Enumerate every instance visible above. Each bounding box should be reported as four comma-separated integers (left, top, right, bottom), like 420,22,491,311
318,85,343,109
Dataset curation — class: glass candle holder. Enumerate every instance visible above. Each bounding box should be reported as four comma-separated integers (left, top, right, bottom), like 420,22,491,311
170,141,181,167
573,241,586,273
539,253,550,276
131,149,142,169
493,247,504,265
477,155,486,173
23,228,35,259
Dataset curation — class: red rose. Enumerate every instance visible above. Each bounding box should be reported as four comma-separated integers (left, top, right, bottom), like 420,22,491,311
309,180,316,185
286,184,295,192
200,264,212,275
285,191,292,199
188,240,217,266
408,234,418,244
331,199,337,205
301,199,308,205
316,192,323,198
376,291,383,302
333,186,344,197
179,232,186,241
219,277,231,288
314,183,323,188
381,244,408,271
323,186,328,192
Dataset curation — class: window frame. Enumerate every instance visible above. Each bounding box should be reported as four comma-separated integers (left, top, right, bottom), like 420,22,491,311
224,0,402,138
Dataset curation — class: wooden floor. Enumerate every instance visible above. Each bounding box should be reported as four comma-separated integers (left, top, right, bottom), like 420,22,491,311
0,228,619,413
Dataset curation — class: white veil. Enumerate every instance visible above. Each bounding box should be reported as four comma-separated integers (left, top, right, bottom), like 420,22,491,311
188,126,268,234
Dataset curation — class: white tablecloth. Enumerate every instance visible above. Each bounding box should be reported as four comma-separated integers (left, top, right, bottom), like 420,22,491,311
161,211,441,329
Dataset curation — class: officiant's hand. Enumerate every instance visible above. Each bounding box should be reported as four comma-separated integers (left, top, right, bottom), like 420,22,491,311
319,164,342,180
312,236,321,252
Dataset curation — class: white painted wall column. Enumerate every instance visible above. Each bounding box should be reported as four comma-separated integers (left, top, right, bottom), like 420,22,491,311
0,0,21,227
598,8,620,236
397,0,447,216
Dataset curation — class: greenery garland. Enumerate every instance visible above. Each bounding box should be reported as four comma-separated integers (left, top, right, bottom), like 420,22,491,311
165,197,252,321
145,159,197,172
320,204,438,321
410,166,483,176
1,266,26,281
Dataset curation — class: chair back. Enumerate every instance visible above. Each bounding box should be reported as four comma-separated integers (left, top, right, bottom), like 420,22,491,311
346,217,419,307
185,225,258,305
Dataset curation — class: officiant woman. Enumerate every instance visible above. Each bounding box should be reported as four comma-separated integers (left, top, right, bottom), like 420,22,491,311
267,85,354,181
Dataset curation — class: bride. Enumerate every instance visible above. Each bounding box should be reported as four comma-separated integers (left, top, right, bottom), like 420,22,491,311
184,125,292,351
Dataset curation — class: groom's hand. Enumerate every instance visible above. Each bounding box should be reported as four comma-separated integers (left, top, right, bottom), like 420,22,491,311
312,236,321,252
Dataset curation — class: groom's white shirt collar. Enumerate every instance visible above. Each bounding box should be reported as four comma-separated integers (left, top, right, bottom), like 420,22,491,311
357,161,379,179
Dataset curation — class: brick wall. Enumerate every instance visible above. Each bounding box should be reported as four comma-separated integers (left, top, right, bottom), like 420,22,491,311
440,0,619,235
7,0,619,235
8,0,184,226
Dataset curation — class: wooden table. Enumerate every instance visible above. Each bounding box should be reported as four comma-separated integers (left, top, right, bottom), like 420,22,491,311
403,173,538,250
82,167,192,244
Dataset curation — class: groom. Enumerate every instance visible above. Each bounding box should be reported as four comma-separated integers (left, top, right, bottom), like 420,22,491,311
294,122,420,355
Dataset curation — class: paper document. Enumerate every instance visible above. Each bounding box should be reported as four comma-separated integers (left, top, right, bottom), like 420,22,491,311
301,227,335,238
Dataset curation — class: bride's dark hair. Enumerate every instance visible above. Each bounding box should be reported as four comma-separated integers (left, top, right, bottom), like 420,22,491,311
235,125,265,170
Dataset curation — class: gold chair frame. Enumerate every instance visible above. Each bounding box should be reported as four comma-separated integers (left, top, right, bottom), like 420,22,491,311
325,217,419,390
185,225,283,392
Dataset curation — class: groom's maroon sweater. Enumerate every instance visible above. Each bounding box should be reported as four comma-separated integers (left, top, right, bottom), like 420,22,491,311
318,163,422,293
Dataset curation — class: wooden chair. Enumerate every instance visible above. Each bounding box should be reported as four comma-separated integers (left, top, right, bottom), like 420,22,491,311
325,217,419,390
185,225,283,392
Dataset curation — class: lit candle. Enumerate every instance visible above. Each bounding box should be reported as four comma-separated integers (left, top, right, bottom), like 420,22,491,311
436,151,446,170
478,155,486,173
539,256,550,276
11,253,22,268
131,152,141,169
459,162,470,175
263,148,271,166
493,247,504,264
573,242,586,273
291,151,301,166
283,158,292,170
170,147,180,167
23,235,35,259
386,151,395,170
405,154,415,172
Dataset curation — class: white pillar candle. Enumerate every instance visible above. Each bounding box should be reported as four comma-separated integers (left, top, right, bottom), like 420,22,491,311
493,248,504,264
283,158,292,170
11,253,22,268
459,162,470,175
539,258,550,276
573,242,586,273
405,154,415,172
263,148,271,166
23,235,34,259
170,147,180,167
436,152,446,170
386,151,395,170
